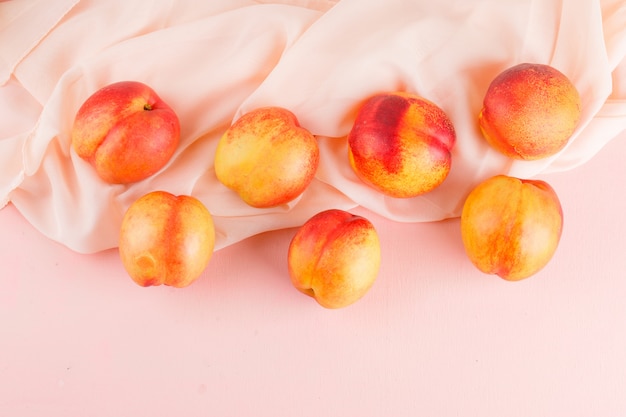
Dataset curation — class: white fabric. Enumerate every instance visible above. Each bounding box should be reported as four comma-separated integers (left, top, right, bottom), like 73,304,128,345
1,0,625,253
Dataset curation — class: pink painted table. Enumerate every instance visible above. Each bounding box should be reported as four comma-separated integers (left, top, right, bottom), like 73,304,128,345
1,131,625,416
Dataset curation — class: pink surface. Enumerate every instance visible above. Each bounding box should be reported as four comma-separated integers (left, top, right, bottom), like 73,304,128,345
1,132,625,416
2,1,626,415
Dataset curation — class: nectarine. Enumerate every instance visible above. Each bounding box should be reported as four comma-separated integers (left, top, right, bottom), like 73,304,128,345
460,175,563,281
347,92,456,198
214,107,319,208
72,81,180,184
119,191,215,288
287,209,381,309
478,63,581,160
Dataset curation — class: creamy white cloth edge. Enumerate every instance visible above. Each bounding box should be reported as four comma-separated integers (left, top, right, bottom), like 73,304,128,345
1,0,625,254
0,0,79,85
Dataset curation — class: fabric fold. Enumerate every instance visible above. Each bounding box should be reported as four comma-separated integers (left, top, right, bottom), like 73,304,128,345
0,0,79,85
1,0,625,254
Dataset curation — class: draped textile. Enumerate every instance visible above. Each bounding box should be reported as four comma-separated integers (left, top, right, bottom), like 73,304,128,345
1,0,625,253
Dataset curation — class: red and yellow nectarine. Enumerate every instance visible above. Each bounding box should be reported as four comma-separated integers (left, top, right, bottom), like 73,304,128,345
348,92,456,198
478,63,581,160
287,209,381,309
72,81,180,184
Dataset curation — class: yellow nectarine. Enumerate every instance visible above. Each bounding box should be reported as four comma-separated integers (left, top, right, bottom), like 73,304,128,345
214,107,319,208
461,175,563,281
119,191,215,288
